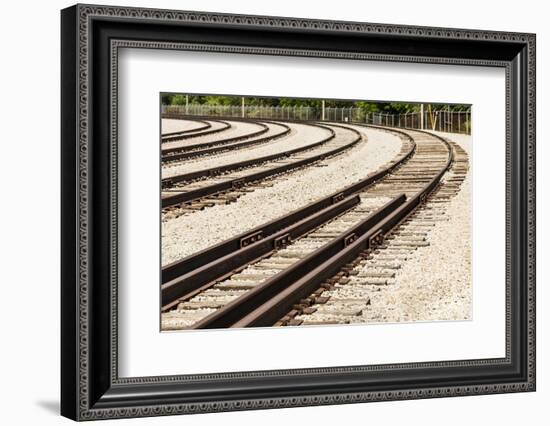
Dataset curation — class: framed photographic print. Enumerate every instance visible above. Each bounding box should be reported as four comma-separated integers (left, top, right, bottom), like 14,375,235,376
61,3,536,421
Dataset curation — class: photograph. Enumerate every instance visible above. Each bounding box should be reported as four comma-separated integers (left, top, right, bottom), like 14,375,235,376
160,94,472,331
58,3,536,420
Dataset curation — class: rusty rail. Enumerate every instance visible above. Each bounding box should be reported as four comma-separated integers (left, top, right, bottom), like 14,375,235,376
161,124,362,208
161,119,231,143
162,120,268,154
162,121,291,162
187,130,453,329
162,122,335,187
161,119,212,138
189,195,407,329
161,126,415,284
161,194,361,310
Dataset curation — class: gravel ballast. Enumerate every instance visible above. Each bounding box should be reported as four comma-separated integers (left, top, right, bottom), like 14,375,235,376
352,131,472,323
162,121,333,177
161,119,208,135
161,119,258,151
162,125,403,265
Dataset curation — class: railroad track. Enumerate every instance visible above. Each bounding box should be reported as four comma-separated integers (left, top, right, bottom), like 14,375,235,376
162,119,266,156
161,120,291,163
160,125,413,288
161,118,212,138
161,122,363,216
159,125,407,325
161,119,231,143
276,140,469,327
161,126,468,330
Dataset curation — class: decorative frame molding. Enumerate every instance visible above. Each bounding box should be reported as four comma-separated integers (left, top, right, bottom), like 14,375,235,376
61,3,535,420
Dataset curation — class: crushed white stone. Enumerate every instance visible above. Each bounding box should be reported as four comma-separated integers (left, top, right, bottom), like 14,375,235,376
162,125,403,265
161,120,262,151
161,119,208,135
162,121,332,177
352,131,472,323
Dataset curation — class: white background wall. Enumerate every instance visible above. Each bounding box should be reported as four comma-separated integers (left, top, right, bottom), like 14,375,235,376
0,0,546,424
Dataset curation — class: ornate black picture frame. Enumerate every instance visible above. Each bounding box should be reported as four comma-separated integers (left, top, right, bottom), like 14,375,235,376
61,3,536,421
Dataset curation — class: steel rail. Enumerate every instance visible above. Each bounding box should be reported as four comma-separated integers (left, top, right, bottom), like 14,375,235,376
189,130,453,329
189,195,406,329
161,118,231,143
162,122,336,187
161,126,416,285
162,121,268,154
161,194,361,311
161,119,212,138
162,121,291,162
234,137,454,328
161,124,361,208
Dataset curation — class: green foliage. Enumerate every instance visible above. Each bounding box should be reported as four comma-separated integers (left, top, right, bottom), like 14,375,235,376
171,95,187,105
161,93,470,114
203,96,241,106
161,94,173,105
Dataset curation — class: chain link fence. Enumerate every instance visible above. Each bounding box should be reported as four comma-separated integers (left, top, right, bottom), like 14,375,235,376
162,104,471,135
163,104,318,121
365,110,471,134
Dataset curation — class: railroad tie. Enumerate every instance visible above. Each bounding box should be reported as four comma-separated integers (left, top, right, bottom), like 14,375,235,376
176,301,226,310
301,320,350,325
215,281,257,290
353,277,389,286
356,271,395,279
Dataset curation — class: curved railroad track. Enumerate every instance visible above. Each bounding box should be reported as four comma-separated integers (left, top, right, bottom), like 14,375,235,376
162,119,265,154
161,122,363,214
275,139,469,327
161,119,231,143
161,118,212,138
162,123,468,328
160,125,468,330
162,120,291,163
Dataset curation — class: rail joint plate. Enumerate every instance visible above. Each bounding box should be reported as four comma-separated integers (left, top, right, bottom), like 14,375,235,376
369,230,385,248
344,233,358,247
232,178,245,189
274,233,292,250
240,231,263,248
332,192,345,203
